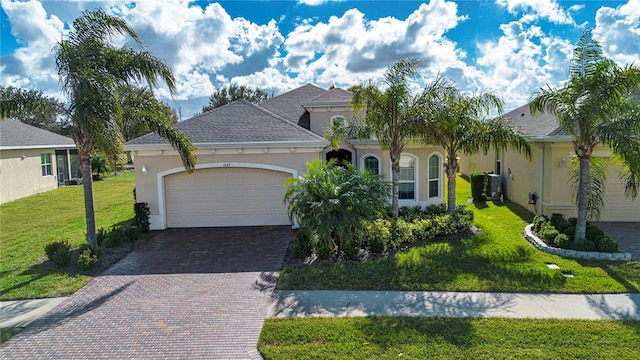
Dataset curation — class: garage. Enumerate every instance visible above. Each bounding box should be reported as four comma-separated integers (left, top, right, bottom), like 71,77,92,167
164,167,291,228
599,167,640,222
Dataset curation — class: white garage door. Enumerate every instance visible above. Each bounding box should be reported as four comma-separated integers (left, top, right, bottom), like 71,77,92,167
599,168,640,222
165,167,291,227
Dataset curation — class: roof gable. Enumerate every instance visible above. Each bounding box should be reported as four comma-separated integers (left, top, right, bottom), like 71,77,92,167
303,87,352,105
126,99,325,146
503,103,569,138
259,84,328,123
0,119,75,149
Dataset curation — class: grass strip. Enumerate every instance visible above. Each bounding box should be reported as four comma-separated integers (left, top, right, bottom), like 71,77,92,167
259,317,640,360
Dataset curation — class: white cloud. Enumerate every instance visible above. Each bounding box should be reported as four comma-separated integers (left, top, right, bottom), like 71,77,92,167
473,20,573,110
298,0,343,6
593,0,640,65
0,0,64,88
496,0,575,25
282,0,467,87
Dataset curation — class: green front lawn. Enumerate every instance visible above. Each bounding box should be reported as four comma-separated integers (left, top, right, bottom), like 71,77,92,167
278,175,640,293
259,317,640,359
0,172,136,300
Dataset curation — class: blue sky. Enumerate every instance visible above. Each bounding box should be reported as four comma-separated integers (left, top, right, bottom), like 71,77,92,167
1,0,638,118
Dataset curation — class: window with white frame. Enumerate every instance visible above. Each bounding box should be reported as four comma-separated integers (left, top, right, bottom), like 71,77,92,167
363,155,379,175
41,153,52,176
428,154,440,198
399,155,415,200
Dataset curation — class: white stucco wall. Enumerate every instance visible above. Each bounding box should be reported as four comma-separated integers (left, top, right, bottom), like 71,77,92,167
0,148,60,204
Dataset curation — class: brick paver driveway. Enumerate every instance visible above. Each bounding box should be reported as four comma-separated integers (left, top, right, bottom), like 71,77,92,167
1,226,293,359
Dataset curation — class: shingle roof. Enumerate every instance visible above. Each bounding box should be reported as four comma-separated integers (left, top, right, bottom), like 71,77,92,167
0,119,75,149
502,103,570,138
303,88,352,105
126,99,325,146
259,84,328,123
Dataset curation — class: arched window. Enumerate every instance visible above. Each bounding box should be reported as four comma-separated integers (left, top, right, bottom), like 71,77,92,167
399,155,416,200
331,116,347,127
428,154,440,198
326,149,352,167
362,155,380,175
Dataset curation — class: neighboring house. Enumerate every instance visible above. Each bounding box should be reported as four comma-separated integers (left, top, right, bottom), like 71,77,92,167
125,84,445,230
0,119,77,204
459,103,639,222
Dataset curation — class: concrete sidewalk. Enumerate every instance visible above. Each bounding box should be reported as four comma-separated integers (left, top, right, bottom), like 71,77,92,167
2,290,638,332
268,290,640,320
0,297,67,328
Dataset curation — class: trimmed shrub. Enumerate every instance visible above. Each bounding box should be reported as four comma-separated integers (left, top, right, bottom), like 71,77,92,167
470,171,488,202
553,233,571,249
44,240,72,267
532,215,549,233
362,219,393,253
596,236,618,253
574,239,596,251
399,205,424,222
76,244,100,270
134,202,151,233
391,218,413,247
539,224,559,246
423,203,447,217
585,224,605,243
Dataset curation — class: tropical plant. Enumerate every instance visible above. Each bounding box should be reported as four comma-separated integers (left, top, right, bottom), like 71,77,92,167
284,159,391,259
53,9,196,248
530,28,640,242
117,84,179,142
327,58,448,217
0,85,67,133
202,84,271,112
568,155,607,221
417,79,531,212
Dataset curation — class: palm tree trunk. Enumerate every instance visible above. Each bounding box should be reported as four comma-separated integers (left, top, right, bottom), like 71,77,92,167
390,154,400,218
574,156,590,243
79,147,98,248
446,149,458,213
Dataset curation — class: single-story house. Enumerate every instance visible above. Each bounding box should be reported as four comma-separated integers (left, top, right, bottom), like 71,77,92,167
459,103,640,222
125,84,446,230
0,119,78,204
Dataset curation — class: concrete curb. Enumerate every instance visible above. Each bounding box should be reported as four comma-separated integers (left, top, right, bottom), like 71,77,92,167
523,224,632,261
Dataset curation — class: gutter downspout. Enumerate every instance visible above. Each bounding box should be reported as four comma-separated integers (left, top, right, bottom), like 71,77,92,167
538,144,544,215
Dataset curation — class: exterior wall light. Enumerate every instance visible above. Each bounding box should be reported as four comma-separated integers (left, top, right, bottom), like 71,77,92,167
559,158,566,168
141,164,148,175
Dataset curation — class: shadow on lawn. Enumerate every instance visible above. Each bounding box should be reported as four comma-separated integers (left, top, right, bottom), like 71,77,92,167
278,231,567,292
359,316,476,349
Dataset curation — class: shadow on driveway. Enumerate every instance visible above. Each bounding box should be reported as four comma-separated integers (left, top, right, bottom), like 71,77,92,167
105,226,294,275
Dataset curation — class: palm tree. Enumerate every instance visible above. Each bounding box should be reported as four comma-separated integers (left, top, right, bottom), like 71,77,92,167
332,58,448,217
530,28,640,242
418,79,531,213
54,9,196,248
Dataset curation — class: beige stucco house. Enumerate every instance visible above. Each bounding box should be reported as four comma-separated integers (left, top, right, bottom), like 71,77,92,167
0,119,77,204
125,84,446,230
460,103,639,222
